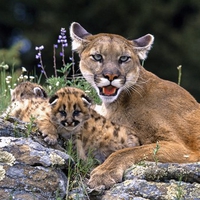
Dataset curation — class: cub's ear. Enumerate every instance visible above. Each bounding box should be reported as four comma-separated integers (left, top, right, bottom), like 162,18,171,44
33,87,48,98
81,94,92,107
70,22,91,53
49,95,59,106
133,34,154,60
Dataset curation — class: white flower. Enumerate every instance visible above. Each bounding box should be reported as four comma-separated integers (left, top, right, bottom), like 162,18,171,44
24,75,28,80
49,86,52,90
56,82,59,86
6,80,10,84
3,64,9,70
6,76,12,80
19,75,24,80
29,76,35,80
22,67,27,72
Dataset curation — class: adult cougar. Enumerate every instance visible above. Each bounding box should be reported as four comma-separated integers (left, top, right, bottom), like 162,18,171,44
70,22,200,189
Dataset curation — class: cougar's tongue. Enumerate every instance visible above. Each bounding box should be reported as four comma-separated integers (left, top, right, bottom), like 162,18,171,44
102,86,117,96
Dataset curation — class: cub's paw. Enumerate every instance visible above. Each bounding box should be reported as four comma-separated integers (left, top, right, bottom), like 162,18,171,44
88,164,124,189
42,132,58,145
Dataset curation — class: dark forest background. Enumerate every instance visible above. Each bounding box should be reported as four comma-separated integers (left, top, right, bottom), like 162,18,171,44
1,0,200,100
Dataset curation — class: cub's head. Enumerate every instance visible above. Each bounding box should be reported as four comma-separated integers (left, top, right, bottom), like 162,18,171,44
70,22,154,103
11,81,47,102
49,87,91,132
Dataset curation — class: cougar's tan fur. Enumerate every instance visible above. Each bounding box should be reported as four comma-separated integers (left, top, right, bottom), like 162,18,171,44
70,22,200,189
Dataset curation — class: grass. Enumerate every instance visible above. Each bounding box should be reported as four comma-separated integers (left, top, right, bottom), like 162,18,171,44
65,139,98,199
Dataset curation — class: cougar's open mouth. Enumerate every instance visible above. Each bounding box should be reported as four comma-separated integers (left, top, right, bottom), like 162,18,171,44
99,86,118,96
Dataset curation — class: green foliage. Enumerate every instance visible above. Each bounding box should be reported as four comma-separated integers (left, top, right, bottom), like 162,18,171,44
175,176,184,200
153,141,160,165
65,139,98,199
177,65,182,86
0,42,22,67
25,116,36,137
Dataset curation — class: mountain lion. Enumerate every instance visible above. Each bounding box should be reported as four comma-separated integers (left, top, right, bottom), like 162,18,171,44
70,22,200,189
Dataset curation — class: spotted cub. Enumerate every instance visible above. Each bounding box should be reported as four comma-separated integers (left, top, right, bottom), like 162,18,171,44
3,81,58,145
50,87,140,162
10,81,48,101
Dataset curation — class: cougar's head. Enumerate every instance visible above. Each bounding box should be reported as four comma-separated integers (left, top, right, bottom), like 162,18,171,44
70,22,154,103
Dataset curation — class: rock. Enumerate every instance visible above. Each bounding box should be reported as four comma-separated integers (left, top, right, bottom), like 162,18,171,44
0,117,200,200
90,162,200,200
0,117,73,200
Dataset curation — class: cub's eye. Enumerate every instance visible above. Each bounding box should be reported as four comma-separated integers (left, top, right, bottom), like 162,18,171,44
59,110,66,117
91,54,103,62
119,56,130,64
73,110,80,116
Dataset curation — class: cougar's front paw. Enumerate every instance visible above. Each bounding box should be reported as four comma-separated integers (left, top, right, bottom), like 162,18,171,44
88,163,124,189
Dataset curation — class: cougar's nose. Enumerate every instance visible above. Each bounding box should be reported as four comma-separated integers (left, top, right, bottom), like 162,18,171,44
103,73,119,81
102,68,120,81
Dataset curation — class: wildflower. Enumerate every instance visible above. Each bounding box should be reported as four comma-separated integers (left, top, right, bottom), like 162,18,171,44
22,67,27,72
3,64,9,70
57,27,68,66
35,45,44,51
6,80,10,84
35,44,48,79
18,75,24,81
6,76,12,81
57,28,68,48
24,75,28,80
54,44,58,48
49,85,52,90
56,81,59,86
29,76,35,80
36,52,41,59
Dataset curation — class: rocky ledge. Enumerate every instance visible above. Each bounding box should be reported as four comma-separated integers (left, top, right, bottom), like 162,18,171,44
0,117,199,200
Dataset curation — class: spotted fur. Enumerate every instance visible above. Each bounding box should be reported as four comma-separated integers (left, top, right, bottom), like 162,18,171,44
3,82,58,145
10,81,47,102
50,87,139,162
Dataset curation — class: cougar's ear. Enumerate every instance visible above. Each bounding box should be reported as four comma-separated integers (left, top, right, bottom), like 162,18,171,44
49,95,59,106
33,87,48,98
70,22,92,53
133,34,154,60
81,94,92,107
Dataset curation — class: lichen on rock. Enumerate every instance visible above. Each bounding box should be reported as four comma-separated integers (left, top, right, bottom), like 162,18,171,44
50,152,65,166
0,150,16,166
0,166,5,181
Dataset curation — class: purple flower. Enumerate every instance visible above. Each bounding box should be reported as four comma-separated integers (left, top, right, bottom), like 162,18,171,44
57,28,68,48
35,45,44,51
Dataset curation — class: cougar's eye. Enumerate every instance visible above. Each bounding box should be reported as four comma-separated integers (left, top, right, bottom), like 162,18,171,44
119,56,130,64
73,110,80,116
59,110,66,117
91,54,103,62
